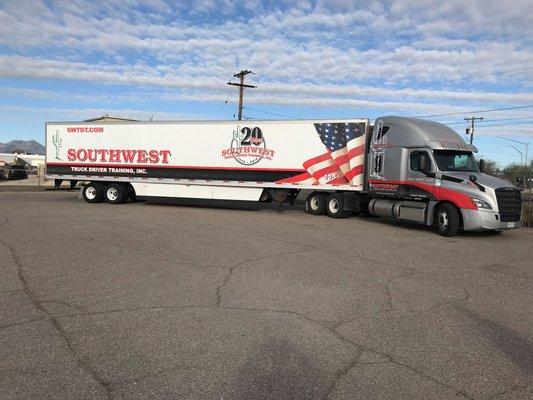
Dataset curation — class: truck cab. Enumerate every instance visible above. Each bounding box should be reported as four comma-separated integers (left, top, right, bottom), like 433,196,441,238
366,116,522,236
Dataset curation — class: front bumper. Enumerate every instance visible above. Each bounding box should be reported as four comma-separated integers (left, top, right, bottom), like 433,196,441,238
461,209,522,231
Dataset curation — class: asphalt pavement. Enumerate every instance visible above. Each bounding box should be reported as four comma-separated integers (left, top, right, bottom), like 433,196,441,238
0,191,531,399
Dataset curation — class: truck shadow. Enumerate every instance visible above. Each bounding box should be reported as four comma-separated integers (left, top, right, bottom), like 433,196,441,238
359,216,504,237
140,198,306,212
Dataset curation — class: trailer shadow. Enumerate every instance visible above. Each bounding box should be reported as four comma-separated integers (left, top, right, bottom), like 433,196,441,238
138,198,306,212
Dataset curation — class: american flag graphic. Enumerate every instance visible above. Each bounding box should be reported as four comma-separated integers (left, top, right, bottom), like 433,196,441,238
277,122,366,186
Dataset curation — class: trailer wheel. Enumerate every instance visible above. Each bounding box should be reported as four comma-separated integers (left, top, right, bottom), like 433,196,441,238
105,183,127,204
436,203,459,236
126,184,137,202
326,193,352,219
82,182,104,203
306,192,327,215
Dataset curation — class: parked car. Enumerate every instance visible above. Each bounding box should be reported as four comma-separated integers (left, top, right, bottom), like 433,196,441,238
8,165,28,180
0,169,6,180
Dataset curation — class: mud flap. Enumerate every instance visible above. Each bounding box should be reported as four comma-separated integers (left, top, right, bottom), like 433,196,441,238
341,192,356,211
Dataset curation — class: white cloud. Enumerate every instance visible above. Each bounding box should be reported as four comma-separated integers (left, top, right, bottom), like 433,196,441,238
0,0,532,144
0,105,205,122
1,56,531,108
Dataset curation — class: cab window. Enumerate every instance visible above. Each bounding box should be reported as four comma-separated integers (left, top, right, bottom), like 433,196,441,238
410,150,431,171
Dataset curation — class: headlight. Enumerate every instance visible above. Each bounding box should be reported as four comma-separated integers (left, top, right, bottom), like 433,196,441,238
471,197,492,210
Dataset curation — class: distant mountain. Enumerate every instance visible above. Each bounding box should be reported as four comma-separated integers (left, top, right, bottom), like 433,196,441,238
0,140,45,155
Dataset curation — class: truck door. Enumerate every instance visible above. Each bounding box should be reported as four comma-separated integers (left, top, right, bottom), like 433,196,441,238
405,149,435,199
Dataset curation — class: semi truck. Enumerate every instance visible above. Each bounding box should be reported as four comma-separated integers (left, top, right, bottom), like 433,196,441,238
45,116,522,236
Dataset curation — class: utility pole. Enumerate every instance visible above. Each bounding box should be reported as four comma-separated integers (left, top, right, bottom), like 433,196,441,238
464,116,484,145
227,70,256,120
497,136,528,166
510,145,524,166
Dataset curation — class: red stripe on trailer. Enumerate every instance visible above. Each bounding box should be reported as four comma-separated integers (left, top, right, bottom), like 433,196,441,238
346,144,365,158
335,153,350,165
344,165,364,181
275,171,312,183
302,153,332,168
311,164,339,181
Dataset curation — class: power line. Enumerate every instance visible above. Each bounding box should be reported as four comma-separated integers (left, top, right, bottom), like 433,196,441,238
477,148,517,157
442,116,533,125
476,11,533,30
242,106,301,120
413,104,533,118
476,137,513,146
471,122,533,128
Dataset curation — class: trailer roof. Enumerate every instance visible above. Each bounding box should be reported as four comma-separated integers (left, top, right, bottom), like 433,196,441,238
45,118,370,125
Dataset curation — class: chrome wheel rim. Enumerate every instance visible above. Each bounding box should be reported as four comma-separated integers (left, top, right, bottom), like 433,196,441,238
438,210,449,230
107,188,118,201
86,186,97,200
328,198,340,214
310,196,320,211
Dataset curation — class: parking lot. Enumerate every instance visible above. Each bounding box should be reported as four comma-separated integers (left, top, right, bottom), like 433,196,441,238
0,191,531,399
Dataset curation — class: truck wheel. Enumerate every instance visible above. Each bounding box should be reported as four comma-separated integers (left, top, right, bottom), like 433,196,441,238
306,192,327,215
82,182,104,203
105,183,127,204
361,203,374,217
436,203,459,236
326,193,352,219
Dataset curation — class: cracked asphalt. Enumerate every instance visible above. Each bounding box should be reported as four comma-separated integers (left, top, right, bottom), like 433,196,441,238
0,191,532,400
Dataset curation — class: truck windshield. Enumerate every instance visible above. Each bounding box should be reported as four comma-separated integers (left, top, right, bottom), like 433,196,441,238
433,150,479,172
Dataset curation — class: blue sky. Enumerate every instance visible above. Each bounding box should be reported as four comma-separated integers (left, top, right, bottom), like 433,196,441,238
0,0,532,167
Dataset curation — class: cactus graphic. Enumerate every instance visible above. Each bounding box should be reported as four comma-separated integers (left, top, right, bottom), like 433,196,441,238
52,130,63,160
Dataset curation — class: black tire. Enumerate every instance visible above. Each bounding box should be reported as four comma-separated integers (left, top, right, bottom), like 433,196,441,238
326,193,352,219
435,203,460,236
82,182,104,203
126,184,137,202
306,192,327,215
360,202,374,217
104,183,127,204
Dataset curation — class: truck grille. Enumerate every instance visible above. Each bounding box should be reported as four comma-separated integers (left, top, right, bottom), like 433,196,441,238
495,188,522,222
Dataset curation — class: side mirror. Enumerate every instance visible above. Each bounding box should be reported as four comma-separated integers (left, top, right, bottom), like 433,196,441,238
478,159,485,173
418,153,431,174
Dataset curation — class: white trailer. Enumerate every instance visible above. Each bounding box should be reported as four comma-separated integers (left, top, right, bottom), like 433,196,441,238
46,119,369,217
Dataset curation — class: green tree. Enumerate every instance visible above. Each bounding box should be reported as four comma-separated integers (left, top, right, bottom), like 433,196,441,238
502,162,533,188
478,158,500,176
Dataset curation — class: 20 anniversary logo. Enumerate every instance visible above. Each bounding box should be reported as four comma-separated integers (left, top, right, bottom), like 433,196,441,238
221,125,275,165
